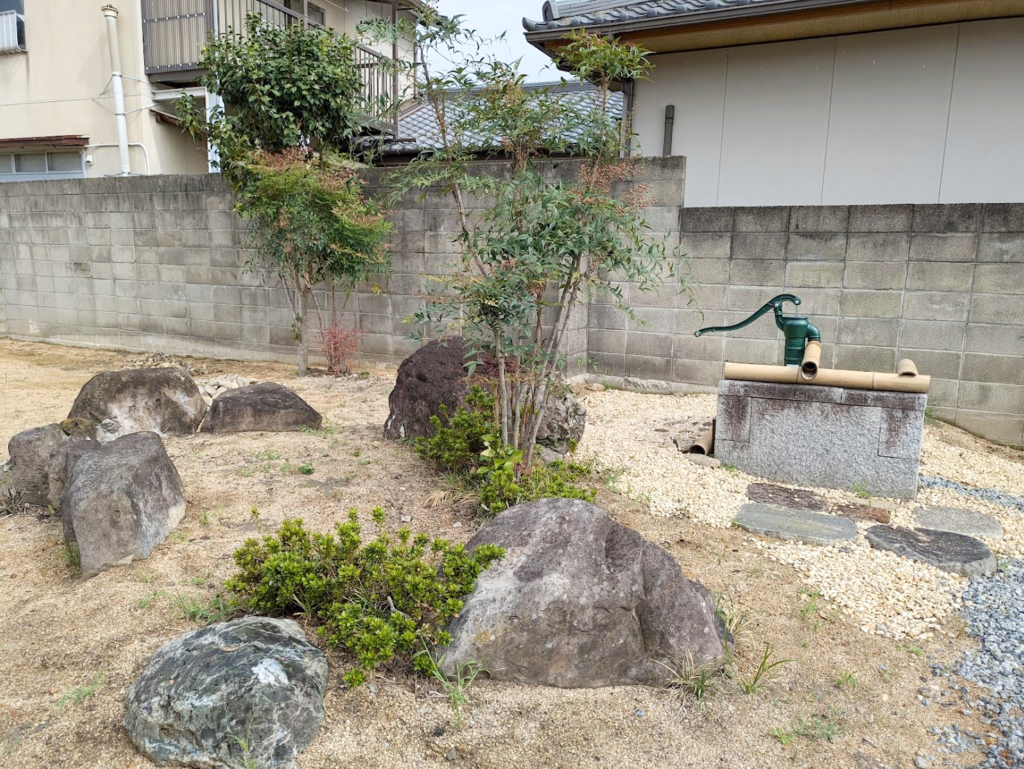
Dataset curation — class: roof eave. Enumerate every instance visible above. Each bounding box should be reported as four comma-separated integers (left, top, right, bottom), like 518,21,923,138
524,0,897,52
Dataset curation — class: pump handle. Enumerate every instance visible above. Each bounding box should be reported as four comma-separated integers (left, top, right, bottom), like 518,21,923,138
694,294,802,338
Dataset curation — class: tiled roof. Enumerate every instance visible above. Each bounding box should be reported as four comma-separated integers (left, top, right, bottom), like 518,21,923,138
381,81,623,154
523,0,819,33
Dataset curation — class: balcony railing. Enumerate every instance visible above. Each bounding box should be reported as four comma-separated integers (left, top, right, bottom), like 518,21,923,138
141,0,397,115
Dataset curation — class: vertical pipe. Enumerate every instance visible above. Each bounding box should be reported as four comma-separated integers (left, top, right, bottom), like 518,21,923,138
207,0,222,173
391,0,399,135
663,104,675,156
101,5,131,176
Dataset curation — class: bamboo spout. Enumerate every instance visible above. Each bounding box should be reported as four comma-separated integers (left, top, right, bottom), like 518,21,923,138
723,362,930,393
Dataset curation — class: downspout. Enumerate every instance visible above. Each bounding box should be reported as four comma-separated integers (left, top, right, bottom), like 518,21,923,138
663,104,675,156
100,5,131,176
391,0,399,135
620,79,635,158
206,0,223,172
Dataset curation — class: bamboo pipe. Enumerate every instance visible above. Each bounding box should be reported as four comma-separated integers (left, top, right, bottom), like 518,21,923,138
799,340,822,381
723,362,930,393
896,359,919,377
688,419,716,455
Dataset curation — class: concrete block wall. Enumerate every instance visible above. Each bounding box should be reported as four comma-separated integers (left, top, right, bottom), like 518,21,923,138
1,163,1021,446
659,203,1022,446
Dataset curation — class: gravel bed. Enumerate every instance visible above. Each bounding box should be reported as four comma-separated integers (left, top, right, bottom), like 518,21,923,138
920,475,1024,514
952,560,1024,768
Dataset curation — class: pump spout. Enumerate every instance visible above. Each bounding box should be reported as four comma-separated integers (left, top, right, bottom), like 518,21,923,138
694,294,802,338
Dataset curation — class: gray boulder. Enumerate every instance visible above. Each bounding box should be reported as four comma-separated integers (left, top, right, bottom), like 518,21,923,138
61,432,186,576
125,616,327,769
68,368,207,441
535,390,587,454
384,338,586,453
46,439,100,511
7,423,66,507
200,382,322,434
441,498,725,687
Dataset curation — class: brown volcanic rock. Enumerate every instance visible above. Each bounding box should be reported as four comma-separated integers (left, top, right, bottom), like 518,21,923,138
200,382,322,433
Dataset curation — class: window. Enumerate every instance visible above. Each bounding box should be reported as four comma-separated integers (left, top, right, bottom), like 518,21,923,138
0,150,84,181
283,0,326,27
0,0,25,54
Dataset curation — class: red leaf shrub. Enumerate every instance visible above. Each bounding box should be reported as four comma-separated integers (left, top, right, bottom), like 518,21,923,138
320,325,362,375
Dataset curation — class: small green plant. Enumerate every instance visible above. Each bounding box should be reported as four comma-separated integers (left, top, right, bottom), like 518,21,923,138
656,652,719,709
424,653,485,729
896,642,925,657
478,461,595,515
58,670,104,709
226,510,504,687
199,510,211,526
833,668,858,690
352,449,361,458
798,587,821,619
414,388,495,474
172,593,229,625
235,466,254,478
298,462,315,475
136,590,166,609
140,572,156,584
475,436,523,479
852,482,871,500
714,592,752,651
769,727,794,746
739,643,793,695
64,542,80,569
253,450,283,462
169,532,188,544
721,462,739,475
793,709,847,742
250,506,260,522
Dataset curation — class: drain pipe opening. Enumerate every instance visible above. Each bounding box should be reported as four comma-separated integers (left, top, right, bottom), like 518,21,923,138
101,5,131,176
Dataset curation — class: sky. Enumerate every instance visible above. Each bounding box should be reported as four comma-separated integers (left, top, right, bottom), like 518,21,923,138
435,0,561,81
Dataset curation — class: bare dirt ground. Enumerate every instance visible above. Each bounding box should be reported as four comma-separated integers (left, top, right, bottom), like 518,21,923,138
0,338,1003,769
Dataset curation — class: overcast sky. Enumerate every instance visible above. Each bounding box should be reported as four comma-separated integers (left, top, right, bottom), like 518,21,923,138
435,0,560,81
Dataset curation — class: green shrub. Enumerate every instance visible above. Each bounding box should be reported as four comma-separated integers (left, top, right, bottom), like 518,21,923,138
225,508,504,687
414,386,495,474
479,461,596,514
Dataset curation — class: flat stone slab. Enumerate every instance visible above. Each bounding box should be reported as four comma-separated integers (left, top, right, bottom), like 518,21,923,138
734,503,857,546
913,506,1003,539
865,525,997,577
746,482,827,512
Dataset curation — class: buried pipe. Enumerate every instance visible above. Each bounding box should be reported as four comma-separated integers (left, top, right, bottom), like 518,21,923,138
688,419,715,455
897,359,919,377
799,340,822,381
723,362,930,394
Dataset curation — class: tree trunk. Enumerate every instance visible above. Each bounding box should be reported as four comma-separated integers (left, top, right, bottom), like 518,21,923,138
297,283,309,376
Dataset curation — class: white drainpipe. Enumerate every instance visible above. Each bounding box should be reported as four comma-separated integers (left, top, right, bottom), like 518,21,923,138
101,5,131,176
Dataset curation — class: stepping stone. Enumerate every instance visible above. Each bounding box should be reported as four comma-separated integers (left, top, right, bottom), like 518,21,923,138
865,526,997,577
832,503,891,524
913,506,1002,539
746,482,827,512
734,503,857,546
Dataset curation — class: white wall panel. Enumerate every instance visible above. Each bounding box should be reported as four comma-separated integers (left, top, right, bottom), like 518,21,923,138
940,19,1024,203
821,25,958,204
718,37,835,206
634,49,727,206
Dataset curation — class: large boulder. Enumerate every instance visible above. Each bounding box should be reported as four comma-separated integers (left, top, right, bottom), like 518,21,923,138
67,368,207,441
61,432,186,576
384,338,586,452
46,439,101,511
441,498,726,687
7,424,66,507
384,338,469,441
200,382,322,434
125,617,327,769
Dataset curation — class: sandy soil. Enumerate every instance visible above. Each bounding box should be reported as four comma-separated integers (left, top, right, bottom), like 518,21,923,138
0,338,1003,769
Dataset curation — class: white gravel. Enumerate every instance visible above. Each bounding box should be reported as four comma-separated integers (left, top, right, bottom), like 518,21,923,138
577,387,1024,640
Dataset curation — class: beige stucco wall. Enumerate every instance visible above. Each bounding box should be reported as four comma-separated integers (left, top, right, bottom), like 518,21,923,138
0,0,416,179
633,19,1024,207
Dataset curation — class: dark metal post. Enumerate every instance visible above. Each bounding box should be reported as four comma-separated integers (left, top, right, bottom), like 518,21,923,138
663,104,675,156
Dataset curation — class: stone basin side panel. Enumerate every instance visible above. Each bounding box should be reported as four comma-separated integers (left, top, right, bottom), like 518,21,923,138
714,380,926,499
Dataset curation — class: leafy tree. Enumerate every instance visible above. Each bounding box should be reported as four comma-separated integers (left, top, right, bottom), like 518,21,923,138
180,14,391,374
365,17,689,465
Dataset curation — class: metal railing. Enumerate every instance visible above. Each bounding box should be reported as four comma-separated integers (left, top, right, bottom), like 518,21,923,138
141,0,397,113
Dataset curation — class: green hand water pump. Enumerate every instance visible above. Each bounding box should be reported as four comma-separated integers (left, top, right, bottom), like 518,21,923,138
694,293,820,366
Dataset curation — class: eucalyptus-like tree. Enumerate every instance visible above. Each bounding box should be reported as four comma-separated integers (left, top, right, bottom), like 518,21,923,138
180,15,391,374
365,15,689,465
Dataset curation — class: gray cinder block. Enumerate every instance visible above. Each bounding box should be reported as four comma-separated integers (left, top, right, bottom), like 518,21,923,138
714,379,926,499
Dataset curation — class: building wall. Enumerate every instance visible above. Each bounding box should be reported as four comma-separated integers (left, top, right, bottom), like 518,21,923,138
0,0,414,180
1,165,1022,446
0,0,208,178
634,18,1024,207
